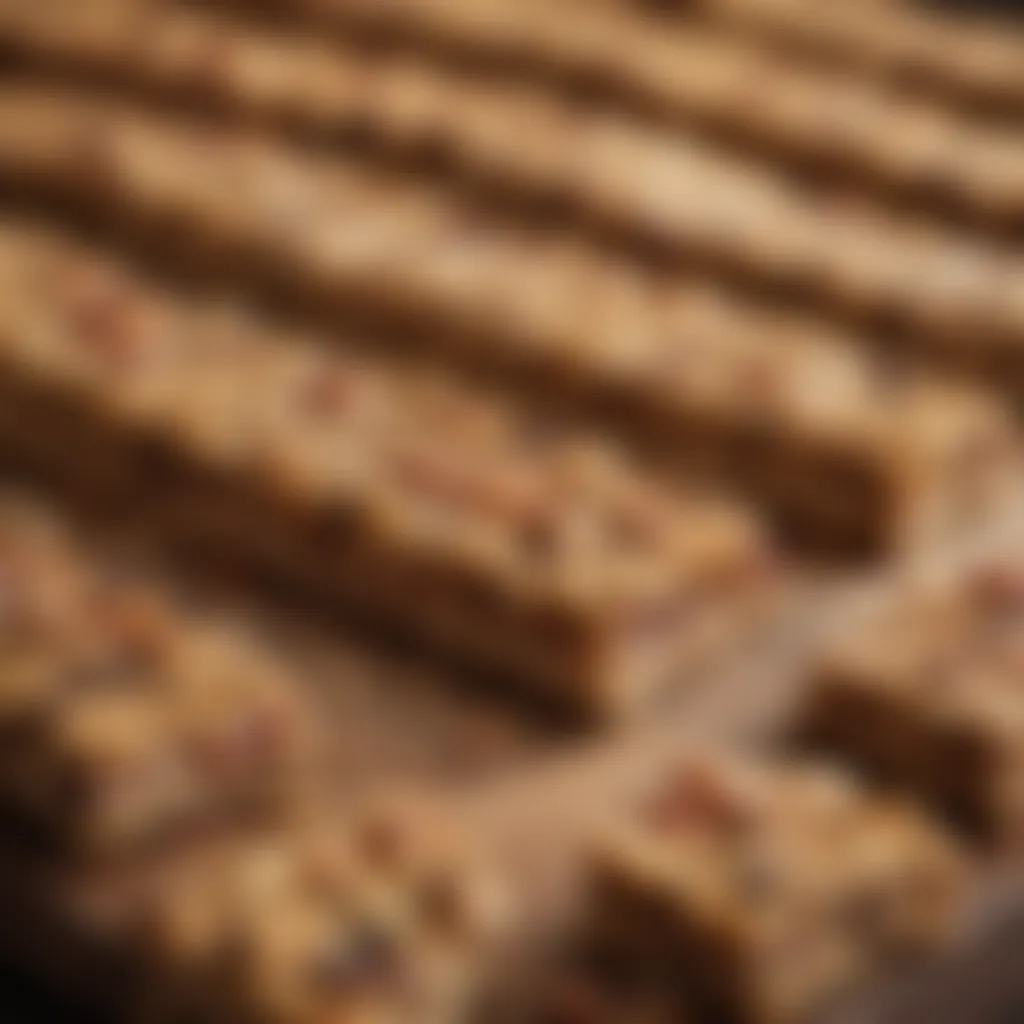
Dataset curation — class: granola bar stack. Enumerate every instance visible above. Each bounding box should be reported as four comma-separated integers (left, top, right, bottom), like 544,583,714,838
0,0,1018,1019
0,85,1018,553
0,219,779,720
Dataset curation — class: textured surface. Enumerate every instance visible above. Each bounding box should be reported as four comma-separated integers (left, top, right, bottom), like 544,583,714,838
0,0,1021,1018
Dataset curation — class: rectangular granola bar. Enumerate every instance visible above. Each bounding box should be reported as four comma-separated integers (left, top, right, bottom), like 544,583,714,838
0,221,776,721
0,89,1016,555
582,756,965,1023
679,0,1024,121
0,495,312,856
1,0,1021,231
799,559,1024,843
124,794,510,1024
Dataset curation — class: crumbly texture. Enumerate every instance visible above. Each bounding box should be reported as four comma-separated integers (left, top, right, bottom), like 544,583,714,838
0,86,1016,553
0,497,311,856
126,795,510,1024
801,559,1024,842
0,0,1021,231
0,221,776,720
581,757,965,1024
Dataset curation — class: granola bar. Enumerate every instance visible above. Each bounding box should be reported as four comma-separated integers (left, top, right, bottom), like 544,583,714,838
0,495,311,856
0,93,1017,556
125,795,510,1024
799,559,1024,843
2,81,1022,394
680,0,1024,121
582,756,966,1023
0,220,777,721
1,0,1021,230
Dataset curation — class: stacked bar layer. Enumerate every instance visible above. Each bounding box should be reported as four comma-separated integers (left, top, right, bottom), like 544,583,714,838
800,559,1024,844
582,756,966,1024
0,221,777,721
0,495,312,857
1,84,1022,398
0,94,1018,555
119,796,510,1024
1,0,1023,230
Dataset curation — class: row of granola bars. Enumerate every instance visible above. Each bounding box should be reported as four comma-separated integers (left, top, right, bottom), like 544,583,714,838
1,0,1022,230
0,212,995,1016
0,0,1021,1019
9,491,1024,1024
2,75,1024,386
0,219,777,721
0,85,1019,555
0,445,996,1024
2,485,1017,1024
0,211,1016,1014
0,487,972,1021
